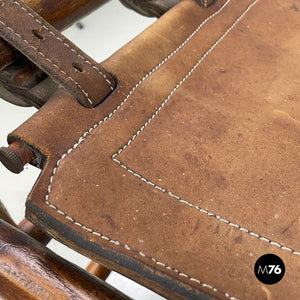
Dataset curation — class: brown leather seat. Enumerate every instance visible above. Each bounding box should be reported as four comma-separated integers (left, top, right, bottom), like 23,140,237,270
0,0,299,299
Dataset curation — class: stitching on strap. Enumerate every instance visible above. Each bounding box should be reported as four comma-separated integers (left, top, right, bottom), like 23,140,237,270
12,0,114,90
0,19,93,105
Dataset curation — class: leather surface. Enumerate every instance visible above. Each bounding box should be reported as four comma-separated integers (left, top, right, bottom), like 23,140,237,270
9,0,300,299
0,0,116,107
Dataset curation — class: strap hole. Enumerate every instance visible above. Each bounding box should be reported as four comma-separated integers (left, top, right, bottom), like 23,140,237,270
32,29,45,40
72,62,84,73
0,0,4,6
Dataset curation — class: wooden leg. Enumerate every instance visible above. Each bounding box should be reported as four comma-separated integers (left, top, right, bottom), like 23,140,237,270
18,218,112,281
0,198,15,226
86,261,111,281
1,199,113,291
18,219,51,246
0,219,130,300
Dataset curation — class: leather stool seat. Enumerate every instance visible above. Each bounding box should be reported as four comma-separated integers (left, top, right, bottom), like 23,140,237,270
4,0,299,299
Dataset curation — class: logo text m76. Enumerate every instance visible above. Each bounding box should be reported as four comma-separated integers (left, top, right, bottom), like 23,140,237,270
258,265,282,275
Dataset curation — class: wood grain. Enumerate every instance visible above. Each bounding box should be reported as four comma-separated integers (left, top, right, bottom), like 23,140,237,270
0,219,130,300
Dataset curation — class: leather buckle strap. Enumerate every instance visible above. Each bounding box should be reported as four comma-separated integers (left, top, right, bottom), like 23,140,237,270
0,0,117,108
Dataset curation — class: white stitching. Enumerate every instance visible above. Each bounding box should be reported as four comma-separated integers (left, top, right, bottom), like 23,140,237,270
43,0,298,298
112,158,300,257
42,206,241,300
113,0,261,157
12,0,114,90
40,1,246,298
112,157,300,255
45,0,236,202
41,0,299,299
110,0,300,257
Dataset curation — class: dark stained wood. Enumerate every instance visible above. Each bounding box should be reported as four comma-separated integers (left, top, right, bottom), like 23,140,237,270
18,219,51,246
24,0,109,31
19,219,112,282
0,39,23,71
0,219,130,300
0,199,16,226
19,218,112,283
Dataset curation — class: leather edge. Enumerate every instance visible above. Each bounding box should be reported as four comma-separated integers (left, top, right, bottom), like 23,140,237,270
25,198,217,300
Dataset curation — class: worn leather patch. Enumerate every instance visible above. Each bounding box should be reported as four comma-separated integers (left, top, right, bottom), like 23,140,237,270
9,0,300,299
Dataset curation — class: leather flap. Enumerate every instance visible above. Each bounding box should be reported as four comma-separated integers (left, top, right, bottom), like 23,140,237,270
8,0,300,299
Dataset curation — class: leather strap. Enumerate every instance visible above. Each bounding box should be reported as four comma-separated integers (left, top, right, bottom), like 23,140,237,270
0,0,116,108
